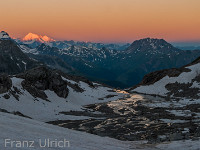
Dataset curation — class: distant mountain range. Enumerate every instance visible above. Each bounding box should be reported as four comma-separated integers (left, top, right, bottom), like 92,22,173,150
2,31,200,88
16,32,130,50
176,46,200,50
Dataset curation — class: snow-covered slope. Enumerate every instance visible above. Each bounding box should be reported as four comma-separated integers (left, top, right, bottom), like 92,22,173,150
22,33,55,43
0,66,124,122
0,112,133,150
19,33,56,48
19,44,39,55
1,112,199,150
132,57,200,99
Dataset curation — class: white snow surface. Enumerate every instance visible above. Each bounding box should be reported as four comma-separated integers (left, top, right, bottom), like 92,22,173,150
156,140,200,150
0,112,199,150
19,45,39,55
0,77,124,122
133,63,200,96
0,112,133,150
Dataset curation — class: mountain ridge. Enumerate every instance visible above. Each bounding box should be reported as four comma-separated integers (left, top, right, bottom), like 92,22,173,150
0,32,40,74
3,30,200,88
0,31,10,40
126,38,179,53
131,55,200,99
22,32,55,43
17,35,200,88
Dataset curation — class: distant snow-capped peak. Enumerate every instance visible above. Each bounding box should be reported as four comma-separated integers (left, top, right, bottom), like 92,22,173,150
0,31,10,39
22,33,55,42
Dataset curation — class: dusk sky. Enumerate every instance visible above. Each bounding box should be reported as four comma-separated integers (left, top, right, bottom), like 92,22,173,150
1,0,200,43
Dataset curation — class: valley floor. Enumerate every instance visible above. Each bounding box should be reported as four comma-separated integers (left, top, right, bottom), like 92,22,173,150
0,73,200,149
0,112,132,150
49,93,200,143
1,108,200,150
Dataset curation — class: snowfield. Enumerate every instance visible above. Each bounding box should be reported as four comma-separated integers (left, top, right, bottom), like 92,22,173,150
0,112,132,150
0,112,199,150
0,77,124,122
133,63,200,96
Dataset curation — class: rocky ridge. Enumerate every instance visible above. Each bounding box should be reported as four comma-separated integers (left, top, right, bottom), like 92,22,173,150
17,36,200,88
0,31,40,74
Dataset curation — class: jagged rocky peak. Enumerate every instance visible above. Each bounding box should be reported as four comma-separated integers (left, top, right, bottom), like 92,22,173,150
0,31,10,39
127,37,177,52
36,43,59,54
0,35,39,75
37,43,51,50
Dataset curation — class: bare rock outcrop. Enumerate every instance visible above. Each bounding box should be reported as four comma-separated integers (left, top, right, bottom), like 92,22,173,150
0,74,12,94
17,66,69,99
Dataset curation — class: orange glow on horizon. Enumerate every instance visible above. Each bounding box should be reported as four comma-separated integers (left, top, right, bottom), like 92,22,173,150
0,0,200,43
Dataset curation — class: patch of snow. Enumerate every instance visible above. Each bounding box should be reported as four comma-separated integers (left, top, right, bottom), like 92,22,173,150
160,119,187,124
0,112,133,150
167,110,192,117
0,31,10,39
133,63,200,96
191,81,200,88
61,76,77,84
0,77,124,122
156,139,200,150
22,61,27,70
19,45,39,55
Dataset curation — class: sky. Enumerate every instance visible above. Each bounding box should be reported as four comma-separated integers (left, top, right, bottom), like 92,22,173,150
0,0,200,43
